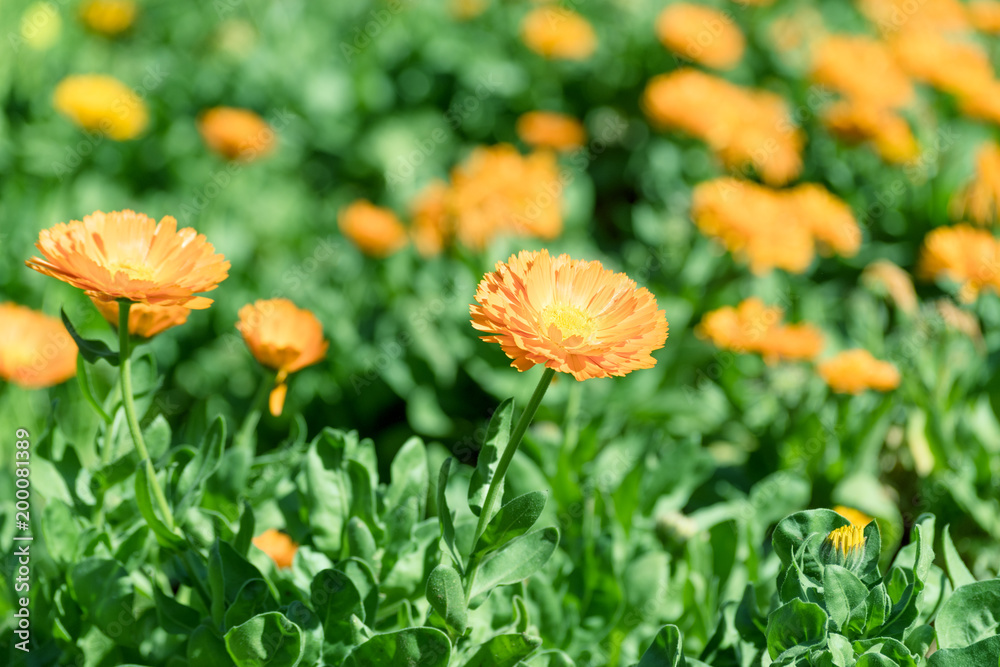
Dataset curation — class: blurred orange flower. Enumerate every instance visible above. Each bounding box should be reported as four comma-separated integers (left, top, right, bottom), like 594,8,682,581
26,210,230,308
409,182,451,257
53,74,148,140
338,200,408,258
970,1,1000,33
236,299,328,416
818,349,900,394
80,0,136,35
696,297,824,363
449,145,563,250
951,142,1000,226
655,4,745,70
0,304,78,389
521,7,596,60
90,298,191,338
889,30,993,97
471,249,668,381
252,529,298,569
858,0,969,35
822,101,919,164
862,260,918,314
642,69,804,185
516,111,586,152
197,107,275,162
811,36,914,109
918,224,1000,301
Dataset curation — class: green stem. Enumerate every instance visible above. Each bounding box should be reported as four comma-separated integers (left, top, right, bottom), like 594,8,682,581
77,355,113,426
464,366,556,602
233,373,272,453
119,301,175,530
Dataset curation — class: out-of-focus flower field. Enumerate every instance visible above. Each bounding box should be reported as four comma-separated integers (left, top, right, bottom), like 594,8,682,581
2,0,1000,665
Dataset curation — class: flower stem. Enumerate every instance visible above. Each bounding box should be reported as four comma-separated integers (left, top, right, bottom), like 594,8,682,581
233,373,272,454
119,301,175,530
464,366,556,602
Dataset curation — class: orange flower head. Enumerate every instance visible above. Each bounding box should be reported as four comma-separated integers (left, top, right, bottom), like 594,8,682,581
80,0,136,35
236,299,328,416
811,36,914,109
516,111,587,152
252,529,298,569
834,505,873,528
449,145,563,250
889,30,994,97
822,101,920,164
918,224,1000,302
470,249,668,381
197,107,275,162
655,4,745,70
26,210,230,308
952,142,1000,226
642,70,803,185
53,74,148,141
0,304,78,389
90,298,191,338
788,183,862,257
970,0,1000,33
521,7,597,60
338,200,408,258
862,260,918,313
696,297,823,363
858,0,969,35
818,349,900,394
758,324,826,363
410,181,451,257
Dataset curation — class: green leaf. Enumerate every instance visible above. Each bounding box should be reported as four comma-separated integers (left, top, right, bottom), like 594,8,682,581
437,458,463,570
942,525,976,590
304,429,350,555
928,636,1000,667
153,585,202,635
176,416,226,514
935,580,1000,650
341,558,380,626
224,612,304,667
823,564,869,635
637,624,686,667
426,564,467,634
463,632,542,667
385,436,429,543
68,558,137,647
62,307,120,366
225,579,279,630
135,463,185,551
344,628,451,667
346,516,377,563
470,527,560,604
311,568,364,638
188,623,235,665
234,501,255,558
766,599,829,659
474,491,547,558
42,499,81,566
210,540,272,615
469,398,514,518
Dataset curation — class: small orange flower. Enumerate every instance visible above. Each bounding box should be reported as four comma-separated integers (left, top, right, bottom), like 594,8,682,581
858,0,969,35
0,304,78,389
252,529,298,569
918,224,1000,301
818,349,900,394
516,111,587,152
410,182,451,257
520,7,597,60
53,74,148,140
197,107,275,162
655,4,745,70
862,260,918,313
471,250,668,381
951,142,1000,226
90,298,191,338
822,101,920,164
642,70,803,185
26,210,230,308
889,30,994,97
833,505,873,528
451,0,489,19
811,36,914,109
696,298,824,363
970,0,1000,33
236,299,328,416
338,200,408,258
80,0,136,35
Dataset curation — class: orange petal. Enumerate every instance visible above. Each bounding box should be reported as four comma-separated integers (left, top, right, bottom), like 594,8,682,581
269,382,288,417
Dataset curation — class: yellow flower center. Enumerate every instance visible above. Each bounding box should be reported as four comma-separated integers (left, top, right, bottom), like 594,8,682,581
542,303,596,339
109,261,157,282
826,524,866,556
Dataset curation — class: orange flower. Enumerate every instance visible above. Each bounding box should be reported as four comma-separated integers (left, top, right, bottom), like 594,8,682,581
789,184,863,257
26,210,230,308
53,74,148,140
655,4,745,70
811,36,914,109
80,0,136,35
236,299,328,416
858,0,969,35
918,224,1000,301
696,298,824,363
889,30,994,97
0,304,78,389
410,182,450,257
451,0,489,19
862,260,918,313
833,505,873,528
818,349,900,394
470,249,668,381
951,142,1000,226
970,0,1000,33
197,107,275,162
338,200,408,258
448,145,563,250
90,298,191,338
516,111,586,152
642,70,803,185
252,529,298,569
822,101,919,164
521,7,596,60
